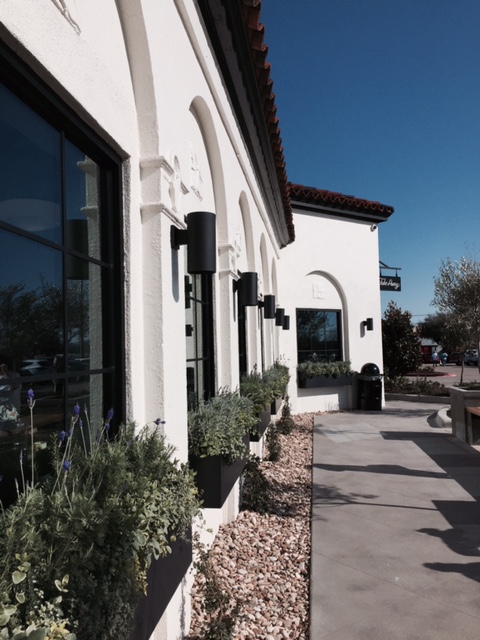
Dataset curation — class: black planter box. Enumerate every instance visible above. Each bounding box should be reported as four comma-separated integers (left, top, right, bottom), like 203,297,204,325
270,397,283,416
189,434,249,508
250,408,271,442
297,373,354,389
130,531,192,640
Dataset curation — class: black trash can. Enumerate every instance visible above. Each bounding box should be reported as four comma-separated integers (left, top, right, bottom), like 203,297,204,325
357,363,383,411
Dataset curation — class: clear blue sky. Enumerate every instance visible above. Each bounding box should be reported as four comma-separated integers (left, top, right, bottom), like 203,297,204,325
261,0,480,324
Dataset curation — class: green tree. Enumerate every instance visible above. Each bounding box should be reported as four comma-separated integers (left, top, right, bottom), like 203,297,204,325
432,257,480,374
418,311,465,352
382,301,422,377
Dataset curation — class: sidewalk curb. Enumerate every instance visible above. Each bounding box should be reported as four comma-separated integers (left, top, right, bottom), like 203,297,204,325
385,393,451,404
433,406,452,428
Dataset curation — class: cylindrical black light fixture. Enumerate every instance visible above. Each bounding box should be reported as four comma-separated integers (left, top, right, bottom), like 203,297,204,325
262,294,276,319
171,211,216,274
275,308,285,326
239,272,258,306
365,317,374,331
283,315,290,330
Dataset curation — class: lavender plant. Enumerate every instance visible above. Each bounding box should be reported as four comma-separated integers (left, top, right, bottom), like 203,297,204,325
0,397,200,640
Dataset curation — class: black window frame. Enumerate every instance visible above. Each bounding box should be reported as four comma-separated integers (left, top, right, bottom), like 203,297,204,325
0,43,125,424
185,273,215,410
296,308,343,363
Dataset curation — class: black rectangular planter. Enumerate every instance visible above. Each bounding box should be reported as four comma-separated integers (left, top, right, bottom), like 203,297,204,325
130,530,192,640
297,373,354,389
250,408,271,442
270,397,283,416
189,434,249,508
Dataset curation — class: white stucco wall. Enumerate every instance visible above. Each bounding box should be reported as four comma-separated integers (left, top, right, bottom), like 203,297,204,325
0,2,286,638
277,209,385,414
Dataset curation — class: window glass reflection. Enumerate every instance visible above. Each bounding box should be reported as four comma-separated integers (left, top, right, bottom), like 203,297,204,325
65,140,101,260
0,84,62,242
296,309,342,363
66,260,102,370
0,228,63,367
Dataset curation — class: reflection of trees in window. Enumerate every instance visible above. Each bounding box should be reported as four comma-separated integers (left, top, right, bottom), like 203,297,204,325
296,309,342,363
0,283,62,363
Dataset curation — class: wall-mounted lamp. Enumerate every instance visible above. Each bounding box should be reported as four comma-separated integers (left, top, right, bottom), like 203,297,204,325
282,315,290,331
260,294,276,319
362,318,374,331
233,272,258,306
275,308,285,326
171,211,216,274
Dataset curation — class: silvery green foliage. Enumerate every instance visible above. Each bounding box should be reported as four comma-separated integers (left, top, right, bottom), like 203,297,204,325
0,416,200,640
297,359,352,380
188,390,257,463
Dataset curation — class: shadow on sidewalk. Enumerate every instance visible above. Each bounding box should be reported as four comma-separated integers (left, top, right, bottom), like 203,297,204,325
381,429,480,583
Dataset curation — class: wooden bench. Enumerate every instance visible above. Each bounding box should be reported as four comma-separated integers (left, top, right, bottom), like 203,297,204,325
465,407,480,445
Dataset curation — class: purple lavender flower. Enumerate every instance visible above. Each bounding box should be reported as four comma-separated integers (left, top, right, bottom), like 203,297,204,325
27,388,35,409
154,418,166,425
63,460,71,471
74,403,80,416
105,407,114,431
59,430,67,442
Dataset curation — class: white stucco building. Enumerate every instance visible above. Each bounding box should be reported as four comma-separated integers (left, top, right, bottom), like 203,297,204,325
0,1,393,638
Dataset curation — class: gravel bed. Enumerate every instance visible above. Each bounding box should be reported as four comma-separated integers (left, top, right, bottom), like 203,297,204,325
187,412,314,639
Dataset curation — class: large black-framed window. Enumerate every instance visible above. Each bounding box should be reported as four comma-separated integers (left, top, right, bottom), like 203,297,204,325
0,46,124,504
185,273,215,410
296,308,343,363
238,302,248,378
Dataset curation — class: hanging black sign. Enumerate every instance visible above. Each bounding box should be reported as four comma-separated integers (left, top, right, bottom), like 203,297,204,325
380,275,401,291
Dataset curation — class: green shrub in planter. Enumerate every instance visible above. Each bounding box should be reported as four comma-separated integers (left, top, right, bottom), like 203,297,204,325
188,390,257,464
0,397,200,640
263,361,290,399
297,360,353,380
239,373,273,416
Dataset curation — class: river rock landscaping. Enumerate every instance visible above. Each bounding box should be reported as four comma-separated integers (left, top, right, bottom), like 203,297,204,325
187,412,314,640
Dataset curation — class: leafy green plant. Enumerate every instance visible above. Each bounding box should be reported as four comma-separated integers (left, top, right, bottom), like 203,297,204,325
241,456,271,514
275,395,295,435
190,533,241,639
262,361,290,399
0,394,200,640
297,360,353,380
266,424,281,462
384,376,448,396
239,373,273,416
188,390,257,463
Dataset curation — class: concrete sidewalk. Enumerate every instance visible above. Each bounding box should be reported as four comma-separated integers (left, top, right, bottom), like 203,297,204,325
310,400,480,640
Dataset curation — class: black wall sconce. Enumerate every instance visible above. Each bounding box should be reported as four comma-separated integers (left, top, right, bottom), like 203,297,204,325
275,308,285,326
171,211,216,274
282,315,290,330
233,272,258,306
260,294,276,319
363,318,374,331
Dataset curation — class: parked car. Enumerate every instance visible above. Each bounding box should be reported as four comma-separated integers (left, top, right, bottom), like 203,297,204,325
20,358,54,376
447,352,465,365
465,350,478,366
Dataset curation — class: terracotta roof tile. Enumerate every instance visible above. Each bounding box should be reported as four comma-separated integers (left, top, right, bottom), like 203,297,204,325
242,0,294,242
289,183,395,217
